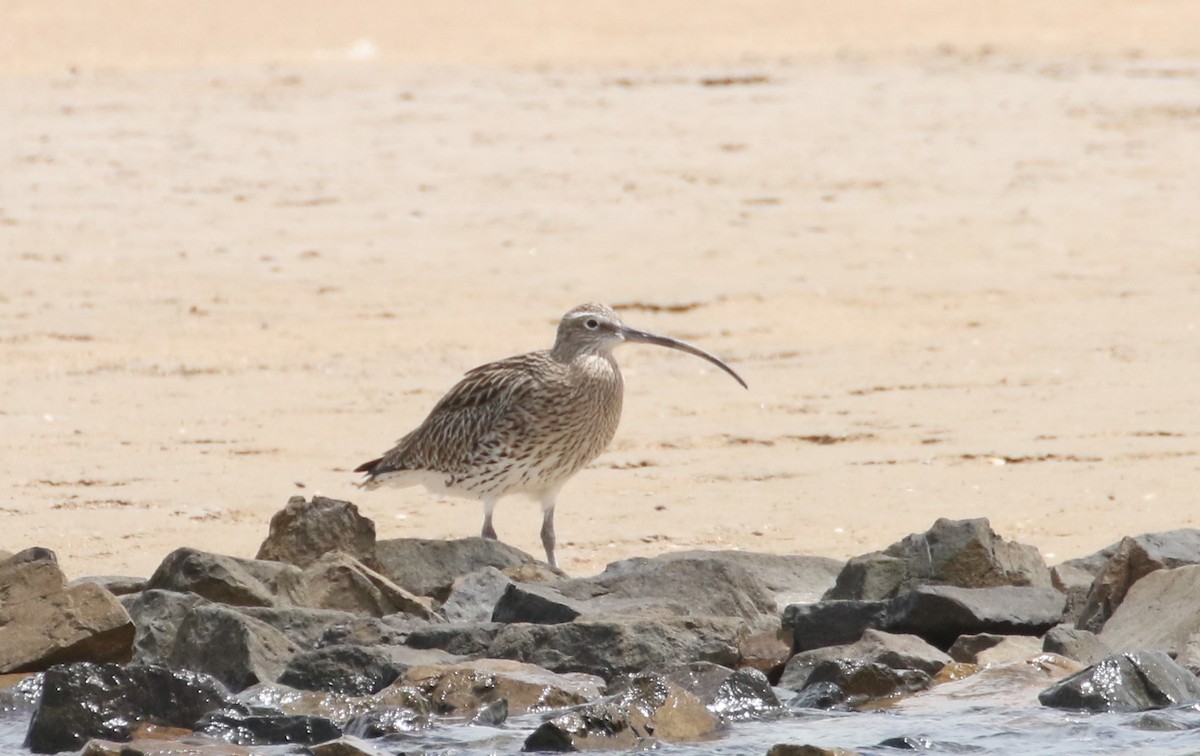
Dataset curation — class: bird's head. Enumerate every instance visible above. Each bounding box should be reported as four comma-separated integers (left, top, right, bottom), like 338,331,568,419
552,303,747,389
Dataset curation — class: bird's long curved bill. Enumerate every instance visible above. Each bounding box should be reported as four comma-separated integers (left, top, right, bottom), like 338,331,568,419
621,327,748,389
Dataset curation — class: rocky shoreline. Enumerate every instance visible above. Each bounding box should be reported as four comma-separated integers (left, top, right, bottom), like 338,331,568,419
3,496,1200,754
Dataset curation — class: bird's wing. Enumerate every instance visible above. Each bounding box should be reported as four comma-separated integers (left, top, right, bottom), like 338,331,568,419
358,352,552,478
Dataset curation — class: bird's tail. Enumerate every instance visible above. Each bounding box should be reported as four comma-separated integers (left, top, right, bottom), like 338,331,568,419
353,457,384,490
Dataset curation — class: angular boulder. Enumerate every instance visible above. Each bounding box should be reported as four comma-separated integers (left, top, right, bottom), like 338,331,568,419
658,661,783,721
0,548,134,673
825,518,1051,601
404,658,605,717
487,616,745,680
883,585,1065,649
1042,625,1112,666
277,644,405,696
405,621,505,657
293,551,436,620
372,537,541,601
25,662,238,754
491,581,588,624
168,604,298,691
800,659,932,705
779,629,950,691
1038,651,1200,712
440,567,513,623
555,555,777,623
120,589,209,666
523,672,718,751
256,495,376,568
782,600,889,653
1078,532,1200,633
1098,564,1200,665
195,708,342,746
948,633,1042,666
146,548,301,608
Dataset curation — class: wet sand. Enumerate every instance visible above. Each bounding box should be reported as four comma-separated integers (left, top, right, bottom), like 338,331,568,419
3,1,1199,579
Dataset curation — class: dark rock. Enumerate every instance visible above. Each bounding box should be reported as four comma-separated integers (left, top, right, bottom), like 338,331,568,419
786,681,847,710
196,707,342,746
318,615,417,648
948,633,1006,663
1050,561,1096,624
1039,651,1200,712
555,555,777,623
1099,564,1200,668
658,661,783,721
25,662,238,754
278,645,403,696
803,659,932,705
309,738,390,756
343,705,432,737
876,735,935,749
256,495,376,568
403,657,604,717
441,567,513,623
779,629,950,691
373,537,540,601
783,600,888,652
883,585,1065,649
825,518,1051,601
68,575,148,596
239,606,362,648
147,547,301,607
487,615,745,680
294,551,437,620
604,550,842,607
523,672,718,750
120,589,209,665
472,697,508,726
1075,530,1200,633
491,581,587,624
238,680,434,729
80,737,253,755
406,621,505,656
0,548,134,673
169,604,298,691
1043,625,1112,666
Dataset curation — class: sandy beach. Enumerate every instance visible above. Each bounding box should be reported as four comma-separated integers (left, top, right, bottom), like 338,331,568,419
3,1,1199,580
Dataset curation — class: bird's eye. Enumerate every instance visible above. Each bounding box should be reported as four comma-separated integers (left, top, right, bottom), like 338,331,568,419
585,319,599,330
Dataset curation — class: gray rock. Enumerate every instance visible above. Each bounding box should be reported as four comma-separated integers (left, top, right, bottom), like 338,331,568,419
406,621,505,656
441,567,513,623
147,547,301,607
373,537,541,601
605,550,842,606
768,746,859,756
487,615,746,680
825,518,1051,601
1076,530,1200,633
237,680,433,729
25,662,238,754
1050,561,1096,624
779,629,950,691
1099,564,1200,663
523,672,718,751
309,737,391,756
948,632,1007,663
68,575,147,596
238,605,362,648
293,551,437,620
0,548,134,673
556,554,777,623
883,585,1065,649
169,604,299,691
1039,651,1200,712
317,615,418,648
120,589,209,665
256,495,377,568
491,581,588,624
802,659,932,705
1043,626,1112,666
403,657,605,717
782,600,888,652
658,661,784,721
195,707,342,746
786,682,847,710
277,644,405,695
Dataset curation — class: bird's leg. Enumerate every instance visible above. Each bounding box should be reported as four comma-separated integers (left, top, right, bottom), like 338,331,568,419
481,498,498,540
540,494,558,569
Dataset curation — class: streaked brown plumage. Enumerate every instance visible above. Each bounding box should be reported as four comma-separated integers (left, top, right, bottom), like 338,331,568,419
355,303,746,568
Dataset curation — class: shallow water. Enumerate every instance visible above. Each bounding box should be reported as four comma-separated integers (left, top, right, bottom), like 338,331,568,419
4,674,1200,754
